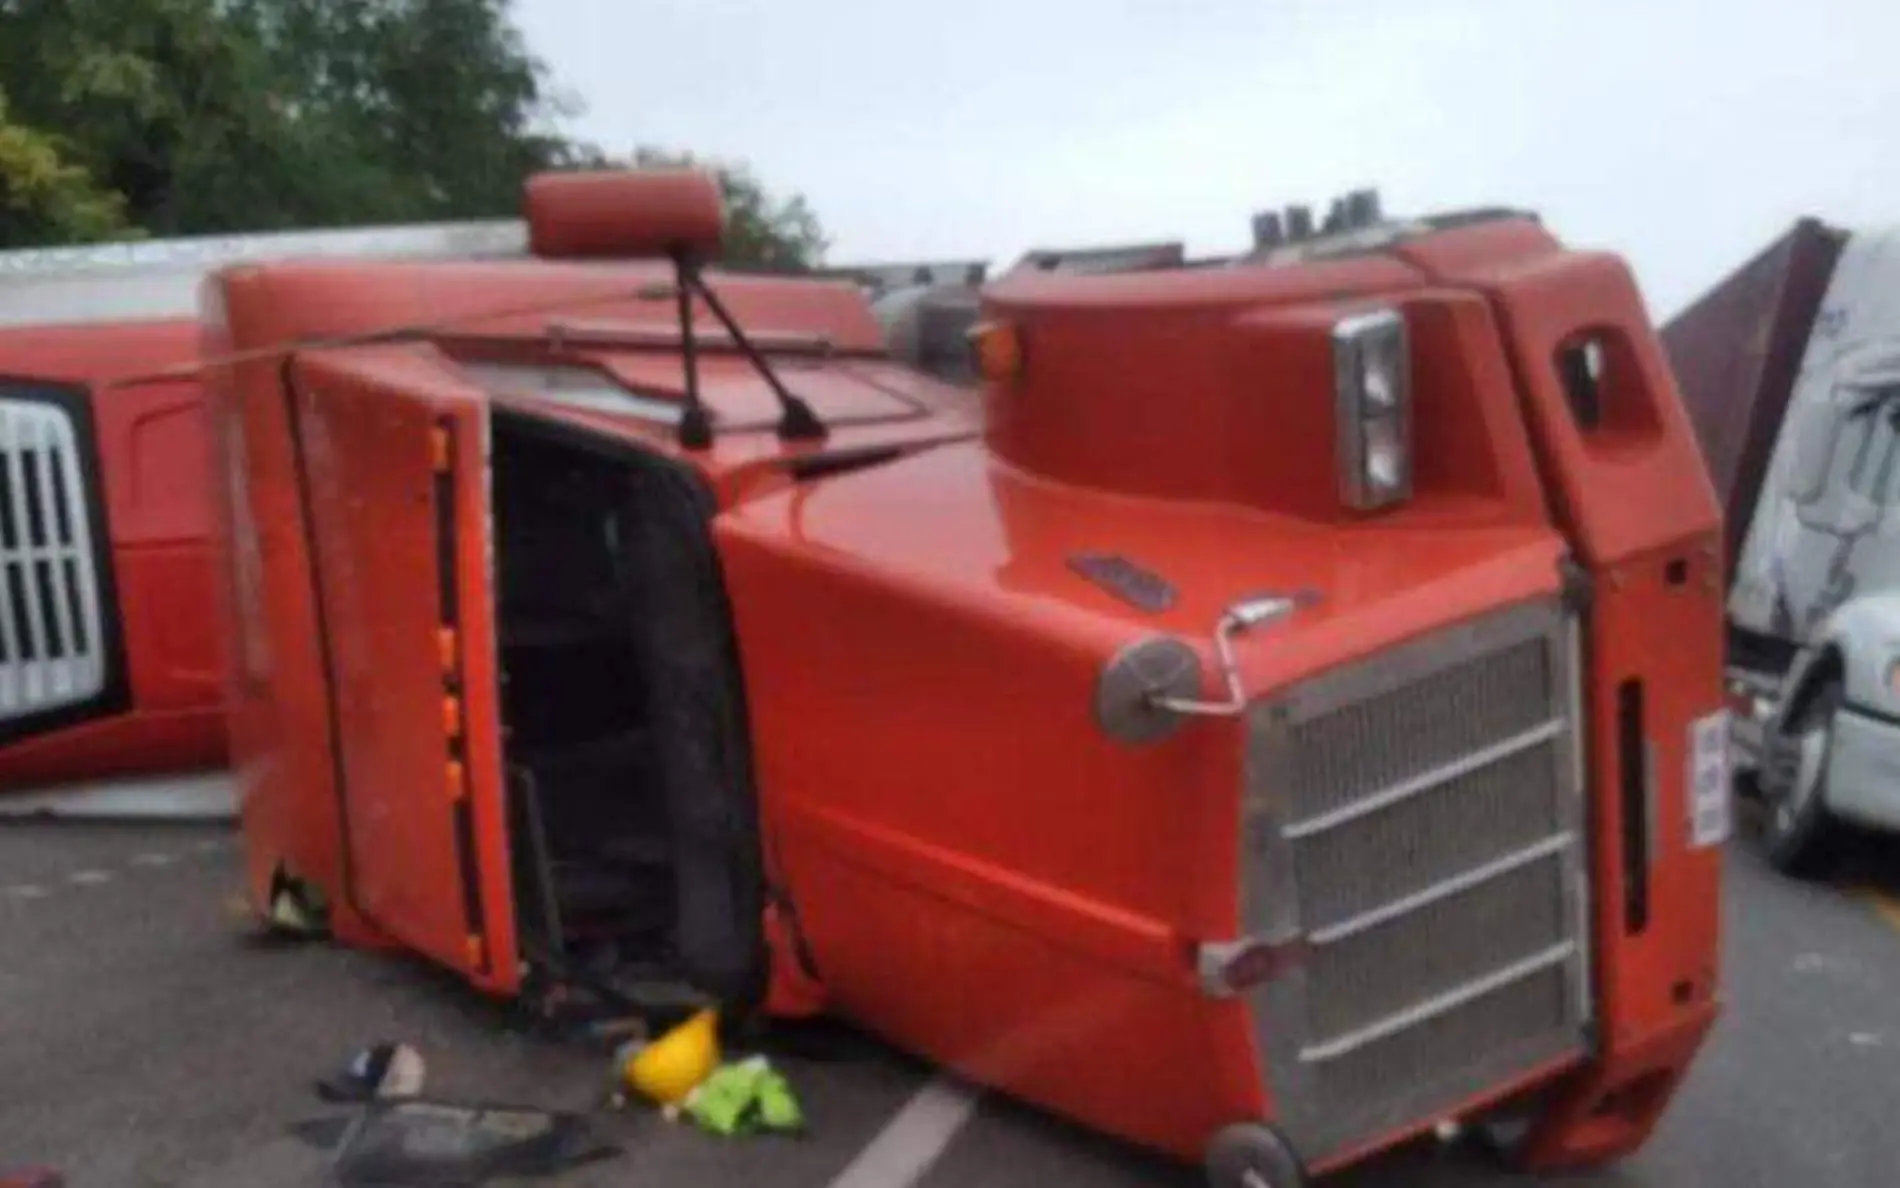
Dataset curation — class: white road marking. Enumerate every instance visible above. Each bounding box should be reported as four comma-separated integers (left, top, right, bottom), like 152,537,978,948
193,838,231,854
2,884,48,899
827,1076,983,1188
1792,951,1853,975
69,869,112,886
1849,1031,1886,1048
131,852,178,867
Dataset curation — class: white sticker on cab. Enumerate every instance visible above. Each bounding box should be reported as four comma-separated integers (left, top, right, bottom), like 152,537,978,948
1688,710,1731,849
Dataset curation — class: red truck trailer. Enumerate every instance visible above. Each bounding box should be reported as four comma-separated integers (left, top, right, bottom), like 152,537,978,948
0,224,524,800
210,170,1724,1185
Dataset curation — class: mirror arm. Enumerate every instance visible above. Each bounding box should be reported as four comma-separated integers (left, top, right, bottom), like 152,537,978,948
1149,597,1297,718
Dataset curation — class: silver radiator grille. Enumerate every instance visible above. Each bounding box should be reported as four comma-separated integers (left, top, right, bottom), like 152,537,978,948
0,398,106,722
1242,598,1589,1161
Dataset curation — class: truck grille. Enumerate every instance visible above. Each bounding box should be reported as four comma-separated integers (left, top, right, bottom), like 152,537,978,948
1242,599,1589,1162
0,398,106,722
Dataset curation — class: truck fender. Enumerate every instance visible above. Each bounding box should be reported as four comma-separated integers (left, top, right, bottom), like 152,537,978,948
1773,644,1844,737
1790,592,1900,722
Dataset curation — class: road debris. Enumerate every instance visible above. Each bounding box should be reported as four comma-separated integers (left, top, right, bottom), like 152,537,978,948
682,1055,806,1138
620,1008,720,1107
316,1043,427,1104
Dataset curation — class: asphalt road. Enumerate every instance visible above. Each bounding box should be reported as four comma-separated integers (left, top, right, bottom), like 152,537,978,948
2,807,1899,1187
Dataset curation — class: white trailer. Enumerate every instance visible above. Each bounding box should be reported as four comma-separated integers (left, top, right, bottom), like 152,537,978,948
1671,224,1900,872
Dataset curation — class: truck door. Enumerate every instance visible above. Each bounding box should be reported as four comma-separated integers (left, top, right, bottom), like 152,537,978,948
1787,386,1900,632
293,360,515,990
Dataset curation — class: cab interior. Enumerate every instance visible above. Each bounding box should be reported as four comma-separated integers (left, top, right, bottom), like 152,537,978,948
489,409,762,1010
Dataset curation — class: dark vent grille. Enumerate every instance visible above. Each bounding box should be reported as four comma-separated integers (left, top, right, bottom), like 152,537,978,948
1243,600,1590,1162
0,399,105,720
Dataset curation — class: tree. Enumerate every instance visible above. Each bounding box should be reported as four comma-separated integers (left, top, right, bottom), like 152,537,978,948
0,86,134,245
0,0,829,260
242,0,595,223
0,0,589,243
633,147,827,272
0,0,313,236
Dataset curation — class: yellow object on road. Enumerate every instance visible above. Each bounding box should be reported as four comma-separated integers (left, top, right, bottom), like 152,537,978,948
622,1009,721,1105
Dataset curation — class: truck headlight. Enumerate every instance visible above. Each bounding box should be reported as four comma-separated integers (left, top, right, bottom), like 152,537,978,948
1334,309,1410,509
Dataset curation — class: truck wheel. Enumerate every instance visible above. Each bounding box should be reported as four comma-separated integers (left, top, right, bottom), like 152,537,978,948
1204,1123,1308,1188
1762,681,1843,877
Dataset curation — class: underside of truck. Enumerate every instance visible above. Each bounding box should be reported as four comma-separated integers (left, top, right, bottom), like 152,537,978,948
491,410,764,1009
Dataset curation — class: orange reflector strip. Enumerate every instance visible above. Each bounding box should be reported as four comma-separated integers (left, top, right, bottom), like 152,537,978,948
445,759,466,801
466,935,485,968
437,627,459,674
969,320,1022,383
430,426,453,473
442,695,463,738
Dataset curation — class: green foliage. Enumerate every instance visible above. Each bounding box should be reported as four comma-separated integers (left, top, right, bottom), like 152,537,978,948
0,86,136,244
0,0,829,258
236,0,589,223
1,0,308,235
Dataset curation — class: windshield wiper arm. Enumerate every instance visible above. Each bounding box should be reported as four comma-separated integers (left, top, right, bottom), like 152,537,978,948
660,251,828,450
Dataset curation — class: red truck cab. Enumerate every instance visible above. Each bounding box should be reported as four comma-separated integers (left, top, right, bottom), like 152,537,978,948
211,172,1724,1185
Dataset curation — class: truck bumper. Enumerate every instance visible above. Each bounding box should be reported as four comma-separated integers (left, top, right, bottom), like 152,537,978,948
1826,703,1900,830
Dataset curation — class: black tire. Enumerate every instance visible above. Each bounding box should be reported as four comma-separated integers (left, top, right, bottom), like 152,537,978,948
1204,1123,1308,1188
1761,680,1844,877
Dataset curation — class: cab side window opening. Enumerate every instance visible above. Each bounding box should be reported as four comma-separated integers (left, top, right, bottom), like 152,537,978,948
491,414,762,1007
1557,336,1604,431
1792,398,1858,507
1859,391,1900,504
1554,329,1662,445
1843,404,1889,498
1798,388,1900,511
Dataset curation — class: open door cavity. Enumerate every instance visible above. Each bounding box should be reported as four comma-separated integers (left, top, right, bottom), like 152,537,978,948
490,411,765,1012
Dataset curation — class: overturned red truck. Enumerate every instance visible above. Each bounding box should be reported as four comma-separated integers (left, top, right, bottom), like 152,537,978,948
209,171,1724,1185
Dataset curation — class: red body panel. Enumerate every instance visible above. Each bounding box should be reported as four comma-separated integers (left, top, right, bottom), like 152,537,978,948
718,443,1571,1156
210,195,1723,1179
0,321,225,790
287,350,518,985
208,260,957,945
1396,231,1727,1168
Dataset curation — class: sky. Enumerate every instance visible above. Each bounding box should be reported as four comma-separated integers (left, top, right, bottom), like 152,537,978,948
514,0,1900,319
